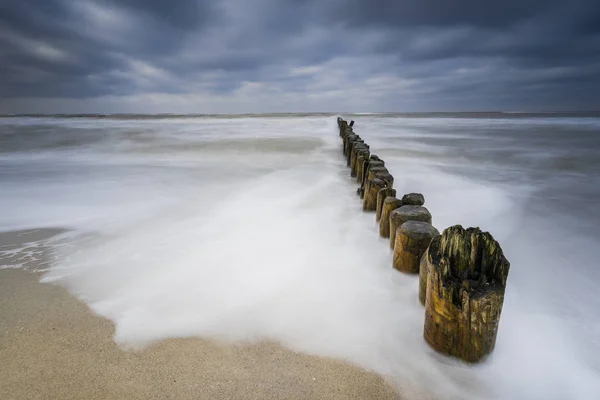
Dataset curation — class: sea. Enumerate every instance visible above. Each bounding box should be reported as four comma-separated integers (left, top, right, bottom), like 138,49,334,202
1,113,599,400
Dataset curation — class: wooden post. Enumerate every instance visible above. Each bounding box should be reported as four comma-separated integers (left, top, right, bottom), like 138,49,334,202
345,135,361,160
389,205,432,249
363,178,387,212
338,118,347,137
380,197,403,238
424,225,510,363
360,159,384,197
364,167,389,200
375,172,394,188
356,155,367,184
392,221,439,274
351,145,369,177
358,159,376,198
401,193,425,206
343,134,358,157
376,188,396,222
363,159,384,182
419,252,428,306
340,129,352,153
347,137,364,166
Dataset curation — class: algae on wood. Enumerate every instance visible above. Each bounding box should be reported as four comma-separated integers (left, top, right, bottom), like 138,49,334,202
401,193,425,206
424,225,510,363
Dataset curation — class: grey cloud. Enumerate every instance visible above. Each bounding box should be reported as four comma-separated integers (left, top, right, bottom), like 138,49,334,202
0,0,599,111
102,0,206,28
0,0,220,98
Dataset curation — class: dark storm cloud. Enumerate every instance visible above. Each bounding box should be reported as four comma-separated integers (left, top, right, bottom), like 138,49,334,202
0,0,215,97
0,0,599,111
102,0,204,28
333,0,554,28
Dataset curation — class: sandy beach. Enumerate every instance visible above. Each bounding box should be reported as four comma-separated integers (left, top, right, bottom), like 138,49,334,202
0,268,401,400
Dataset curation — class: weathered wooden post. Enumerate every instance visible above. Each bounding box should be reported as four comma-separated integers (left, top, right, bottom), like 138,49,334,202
341,125,352,138
343,134,358,158
401,193,425,206
355,149,370,178
359,157,384,197
343,131,354,154
363,164,388,193
392,221,439,274
389,205,432,249
380,197,403,238
363,158,384,181
345,134,359,159
419,253,428,306
362,166,388,199
347,137,364,167
363,178,387,211
351,144,369,177
376,188,396,222
361,157,383,182
424,225,510,363
356,155,367,184
338,118,347,137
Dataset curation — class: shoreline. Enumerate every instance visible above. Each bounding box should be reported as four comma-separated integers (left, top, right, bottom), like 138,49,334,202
0,268,402,400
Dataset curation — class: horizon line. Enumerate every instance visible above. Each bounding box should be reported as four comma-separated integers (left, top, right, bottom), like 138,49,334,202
1,110,600,118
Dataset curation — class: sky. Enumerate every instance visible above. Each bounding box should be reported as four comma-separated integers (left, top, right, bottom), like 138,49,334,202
0,0,599,114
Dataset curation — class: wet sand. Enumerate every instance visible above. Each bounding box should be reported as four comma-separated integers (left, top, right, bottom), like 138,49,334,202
0,268,401,400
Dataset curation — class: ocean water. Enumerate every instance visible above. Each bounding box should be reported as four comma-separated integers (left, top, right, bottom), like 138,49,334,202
1,114,599,399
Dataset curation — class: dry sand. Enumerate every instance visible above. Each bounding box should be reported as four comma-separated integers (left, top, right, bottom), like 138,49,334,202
0,268,401,400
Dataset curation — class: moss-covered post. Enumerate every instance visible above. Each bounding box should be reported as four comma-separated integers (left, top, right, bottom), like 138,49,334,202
363,164,388,191
358,158,377,198
393,221,439,274
389,205,432,249
355,148,370,178
401,193,425,206
347,137,364,167
375,172,394,188
376,188,396,222
343,134,358,158
363,178,387,212
342,132,353,155
351,144,369,177
362,160,383,179
362,166,387,199
340,129,352,153
345,134,360,160
380,197,403,238
362,158,384,186
338,118,348,137
424,225,510,363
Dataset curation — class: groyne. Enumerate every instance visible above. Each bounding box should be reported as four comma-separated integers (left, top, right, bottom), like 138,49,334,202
337,117,510,363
